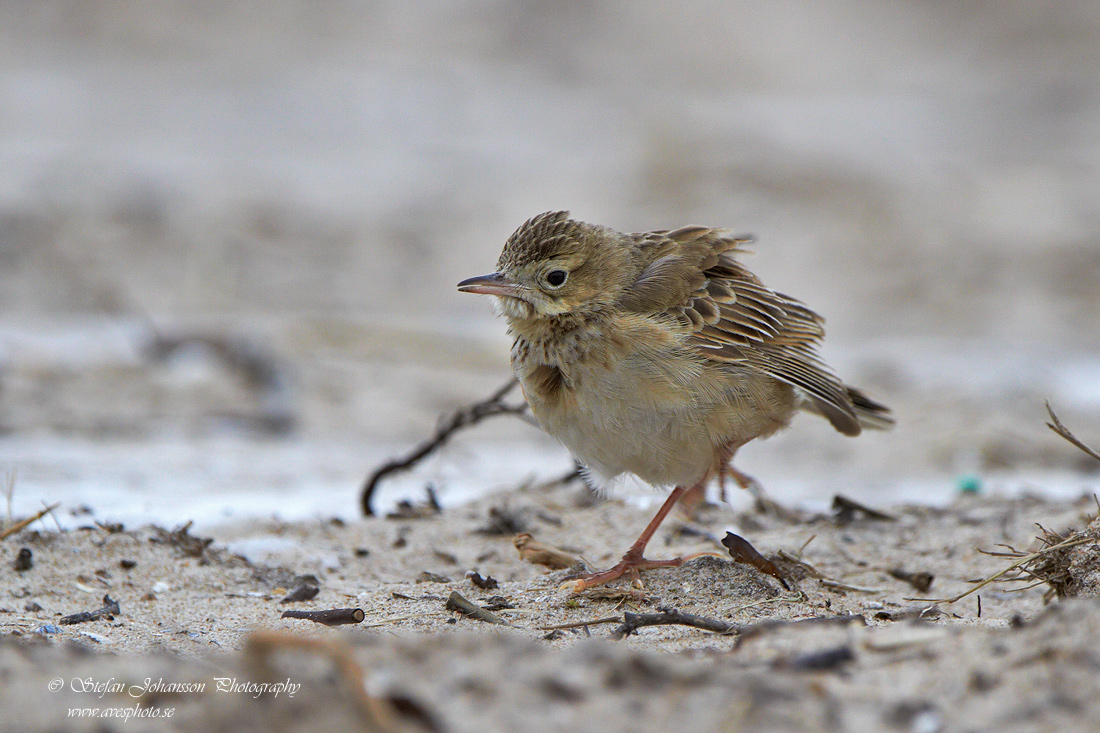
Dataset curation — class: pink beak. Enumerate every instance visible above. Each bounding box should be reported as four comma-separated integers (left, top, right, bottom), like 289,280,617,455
457,272,524,298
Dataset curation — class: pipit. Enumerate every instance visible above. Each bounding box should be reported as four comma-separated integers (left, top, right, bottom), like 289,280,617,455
458,211,892,590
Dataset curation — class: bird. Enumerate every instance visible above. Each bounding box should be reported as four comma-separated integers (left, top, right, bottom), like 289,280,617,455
457,211,892,590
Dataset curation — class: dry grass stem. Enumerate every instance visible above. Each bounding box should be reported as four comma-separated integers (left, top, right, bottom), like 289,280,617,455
818,579,888,594
1045,401,1100,463
913,534,1093,605
0,503,61,541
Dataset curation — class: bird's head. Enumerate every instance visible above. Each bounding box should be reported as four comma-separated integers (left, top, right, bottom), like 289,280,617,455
457,211,629,322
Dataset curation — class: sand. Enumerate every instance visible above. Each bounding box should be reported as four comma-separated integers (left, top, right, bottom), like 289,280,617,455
3,3,1100,731
3,477,1100,732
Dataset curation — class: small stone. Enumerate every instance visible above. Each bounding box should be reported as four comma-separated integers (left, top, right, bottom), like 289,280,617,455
13,548,32,572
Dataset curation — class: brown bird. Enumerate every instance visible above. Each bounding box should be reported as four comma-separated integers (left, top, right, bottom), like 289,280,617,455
458,211,892,590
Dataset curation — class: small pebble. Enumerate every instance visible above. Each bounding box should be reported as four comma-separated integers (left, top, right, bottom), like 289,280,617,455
13,548,33,572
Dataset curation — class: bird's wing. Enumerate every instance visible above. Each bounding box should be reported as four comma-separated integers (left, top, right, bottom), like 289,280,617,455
619,227,861,435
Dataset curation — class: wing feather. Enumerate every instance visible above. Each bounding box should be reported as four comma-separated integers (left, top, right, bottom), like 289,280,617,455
618,227,862,435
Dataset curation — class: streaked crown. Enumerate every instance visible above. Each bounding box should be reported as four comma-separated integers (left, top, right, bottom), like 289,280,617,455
497,211,590,271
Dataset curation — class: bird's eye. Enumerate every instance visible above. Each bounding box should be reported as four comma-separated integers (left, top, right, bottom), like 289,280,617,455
544,269,568,288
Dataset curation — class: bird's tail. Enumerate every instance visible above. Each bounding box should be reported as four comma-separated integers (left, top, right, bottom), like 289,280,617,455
846,386,894,431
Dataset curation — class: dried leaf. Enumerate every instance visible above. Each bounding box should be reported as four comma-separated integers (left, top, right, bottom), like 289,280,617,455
721,532,790,589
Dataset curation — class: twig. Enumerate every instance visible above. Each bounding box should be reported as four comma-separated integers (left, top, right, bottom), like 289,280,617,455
608,606,867,642
1046,401,1100,463
776,549,824,578
0,503,61,541
279,582,321,604
358,613,433,629
538,616,622,631
818,578,888,594
910,535,1092,605
445,590,512,626
280,608,365,626
729,593,804,614
610,607,740,639
360,378,529,515
832,495,896,522
60,594,120,625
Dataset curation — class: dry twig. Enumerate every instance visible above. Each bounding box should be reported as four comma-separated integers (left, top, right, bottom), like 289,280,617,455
609,606,866,642
1046,401,1100,463
539,616,623,631
445,590,512,626
0,503,61,541
832,495,896,522
610,607,740,639
360,378,530,515
912,534,1092,605
60,594,120,625
280,608,365,626
977,523,1099,601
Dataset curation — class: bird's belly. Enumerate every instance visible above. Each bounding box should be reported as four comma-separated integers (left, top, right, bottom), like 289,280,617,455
522,357,781,488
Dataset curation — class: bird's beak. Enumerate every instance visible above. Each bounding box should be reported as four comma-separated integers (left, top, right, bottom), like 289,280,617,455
457,272,524,298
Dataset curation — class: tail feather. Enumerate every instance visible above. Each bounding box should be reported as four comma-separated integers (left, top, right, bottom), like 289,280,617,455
799,385,894,434
846,386,894,431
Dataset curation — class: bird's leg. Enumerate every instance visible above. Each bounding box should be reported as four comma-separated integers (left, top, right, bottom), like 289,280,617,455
681,443,744,514
565,482,718,592
725,465,764,506
723,463,804,521
676,483,708,519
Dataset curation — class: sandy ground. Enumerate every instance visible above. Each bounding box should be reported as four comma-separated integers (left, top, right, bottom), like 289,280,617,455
2,2,1100,732
3,478,1100,732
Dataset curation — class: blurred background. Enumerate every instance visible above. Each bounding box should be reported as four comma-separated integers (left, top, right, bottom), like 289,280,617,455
1,1,1098,526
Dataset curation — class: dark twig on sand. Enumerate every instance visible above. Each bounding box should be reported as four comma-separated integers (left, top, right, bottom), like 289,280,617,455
445,590,513,626
60,594,121,625
1046,401,1100,463
610,607,740,640
832,495,896,522
279,581,321,604
280,608,366,626
539,616,623,632
360,378,530,515
608,606,866,642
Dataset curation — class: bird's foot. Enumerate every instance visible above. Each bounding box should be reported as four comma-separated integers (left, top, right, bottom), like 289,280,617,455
562,550,719,593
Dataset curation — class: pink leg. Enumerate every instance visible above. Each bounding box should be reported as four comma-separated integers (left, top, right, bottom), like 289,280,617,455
566,483,717,592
